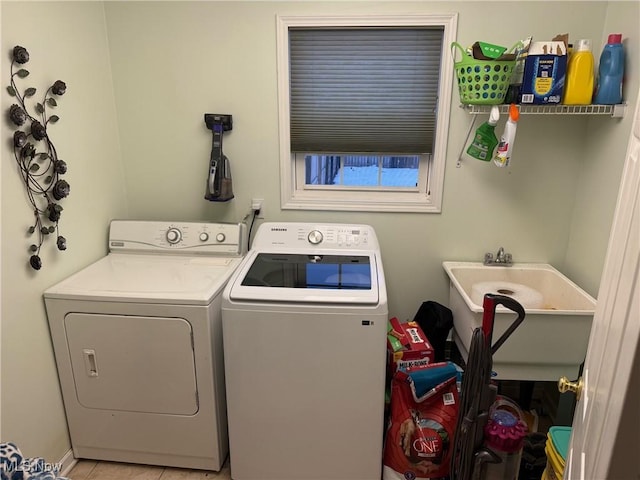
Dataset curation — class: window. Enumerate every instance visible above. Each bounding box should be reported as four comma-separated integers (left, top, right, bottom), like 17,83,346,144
304,155,422,188
276,14,458,212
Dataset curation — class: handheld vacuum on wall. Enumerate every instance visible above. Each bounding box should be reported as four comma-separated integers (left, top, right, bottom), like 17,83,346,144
204,113,234,202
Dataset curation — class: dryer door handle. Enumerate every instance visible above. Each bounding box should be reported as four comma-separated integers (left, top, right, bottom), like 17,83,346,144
82,349,99,377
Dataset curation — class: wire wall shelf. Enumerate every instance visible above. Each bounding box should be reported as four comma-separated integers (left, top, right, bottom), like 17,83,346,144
463,103,626,118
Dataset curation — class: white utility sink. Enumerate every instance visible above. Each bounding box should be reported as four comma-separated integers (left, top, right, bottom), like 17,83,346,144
442,261,596,381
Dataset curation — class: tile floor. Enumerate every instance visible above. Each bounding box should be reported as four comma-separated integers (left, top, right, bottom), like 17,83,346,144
68,459,231,480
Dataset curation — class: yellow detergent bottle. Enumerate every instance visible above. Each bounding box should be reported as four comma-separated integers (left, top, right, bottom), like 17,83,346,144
563,39,595,105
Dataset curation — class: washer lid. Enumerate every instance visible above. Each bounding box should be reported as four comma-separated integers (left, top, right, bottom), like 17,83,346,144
45,253,242,305
227,250,381,304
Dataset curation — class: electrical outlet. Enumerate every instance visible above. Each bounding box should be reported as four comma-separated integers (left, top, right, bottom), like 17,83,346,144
251,198,264,218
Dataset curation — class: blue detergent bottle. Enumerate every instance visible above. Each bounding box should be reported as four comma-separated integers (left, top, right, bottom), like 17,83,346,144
594,34,624,105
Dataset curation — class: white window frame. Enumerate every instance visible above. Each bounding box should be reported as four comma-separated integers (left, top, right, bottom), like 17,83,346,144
276,14,458,213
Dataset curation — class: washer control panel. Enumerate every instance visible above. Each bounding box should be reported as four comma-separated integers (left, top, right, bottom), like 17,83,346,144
108,220,246,255
251,223,378,251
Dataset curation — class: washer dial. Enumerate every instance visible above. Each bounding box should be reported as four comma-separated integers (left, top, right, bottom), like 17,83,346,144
199,232,209,242
307,230,323,245
166,227,182,244
216,233,226,243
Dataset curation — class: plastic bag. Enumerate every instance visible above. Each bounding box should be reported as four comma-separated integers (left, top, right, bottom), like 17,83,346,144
383,365,459,480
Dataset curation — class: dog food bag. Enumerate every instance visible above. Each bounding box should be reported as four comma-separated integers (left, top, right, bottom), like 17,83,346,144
385,318,436,416
383,366,459,480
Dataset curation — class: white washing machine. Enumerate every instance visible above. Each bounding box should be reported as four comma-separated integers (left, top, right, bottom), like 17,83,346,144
44,220,245,471
222,222,388,480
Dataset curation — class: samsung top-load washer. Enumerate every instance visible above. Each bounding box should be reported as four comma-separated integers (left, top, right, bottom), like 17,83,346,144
44,220,246,471
222,222,388,480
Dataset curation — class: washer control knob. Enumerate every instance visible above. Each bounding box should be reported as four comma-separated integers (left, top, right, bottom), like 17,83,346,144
199,232,209,242
307,230,323,245
215,233,226,243
166,228,182,244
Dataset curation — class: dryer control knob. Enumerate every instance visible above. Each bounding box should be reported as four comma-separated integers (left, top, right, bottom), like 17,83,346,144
199,232,209,242
216,233,226,243
166,228,182,244
308,230,323,245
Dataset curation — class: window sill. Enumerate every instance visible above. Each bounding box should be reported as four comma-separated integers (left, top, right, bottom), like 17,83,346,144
282,191,441,213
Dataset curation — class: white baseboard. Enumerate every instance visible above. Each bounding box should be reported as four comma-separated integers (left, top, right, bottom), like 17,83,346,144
58,449,77,477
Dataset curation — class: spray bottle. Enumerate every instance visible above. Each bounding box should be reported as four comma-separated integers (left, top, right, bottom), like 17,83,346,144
467,106,500,161
493,104,520,168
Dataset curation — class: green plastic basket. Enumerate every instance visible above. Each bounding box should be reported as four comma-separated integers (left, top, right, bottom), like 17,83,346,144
451,42,520,105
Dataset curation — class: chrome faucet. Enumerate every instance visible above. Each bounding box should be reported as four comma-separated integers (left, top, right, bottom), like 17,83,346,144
483,247,513,266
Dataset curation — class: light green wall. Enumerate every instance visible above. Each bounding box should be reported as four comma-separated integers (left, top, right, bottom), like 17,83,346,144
564,1,640,296
1,2,127,460
104,1,614,321
1,0,637,465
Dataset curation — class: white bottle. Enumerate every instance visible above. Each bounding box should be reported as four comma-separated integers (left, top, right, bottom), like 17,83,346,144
493,104,520,167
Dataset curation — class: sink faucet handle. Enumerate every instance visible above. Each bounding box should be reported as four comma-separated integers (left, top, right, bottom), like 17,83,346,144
483,247,513,266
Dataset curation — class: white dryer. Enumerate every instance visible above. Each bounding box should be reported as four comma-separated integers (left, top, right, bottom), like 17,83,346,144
222,222,388,480
44,220,245,471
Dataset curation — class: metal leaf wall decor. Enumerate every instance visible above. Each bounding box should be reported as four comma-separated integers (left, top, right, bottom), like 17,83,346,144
6,45,70,270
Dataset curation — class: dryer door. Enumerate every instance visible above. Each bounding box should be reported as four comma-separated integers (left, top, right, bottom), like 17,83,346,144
64,313,198,415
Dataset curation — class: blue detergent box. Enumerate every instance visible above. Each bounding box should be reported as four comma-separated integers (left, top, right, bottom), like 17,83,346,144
520,41,567,104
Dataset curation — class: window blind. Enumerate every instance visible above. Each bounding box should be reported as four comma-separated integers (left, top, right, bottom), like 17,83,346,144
289,27,444,154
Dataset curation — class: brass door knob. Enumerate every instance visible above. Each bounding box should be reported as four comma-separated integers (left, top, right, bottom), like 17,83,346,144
558,376,584,401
